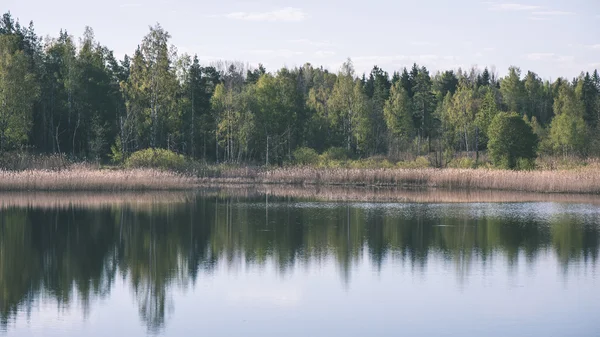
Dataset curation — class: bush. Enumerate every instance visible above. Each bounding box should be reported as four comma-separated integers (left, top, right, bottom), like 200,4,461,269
109,138,124,164
516,158,536,171
293,147,319,165
448,157,476,169
488,112,538,170
396,156,430,169
348,157,394,169
321,147,348,161
125,148,187,171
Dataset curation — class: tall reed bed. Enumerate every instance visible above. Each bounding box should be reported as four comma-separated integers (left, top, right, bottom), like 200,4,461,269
2,166,600,194
0,168,196,191
204,166,600,194
0,191,195,209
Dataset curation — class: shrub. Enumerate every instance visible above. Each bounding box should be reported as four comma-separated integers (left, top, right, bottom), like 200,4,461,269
293,147,319,166
109,138,124,164
125,148,187,171
321,147,348,161
488,112,538,170
448,157,476,169
347,157,393,169
396,156,430,169
516,158,536,171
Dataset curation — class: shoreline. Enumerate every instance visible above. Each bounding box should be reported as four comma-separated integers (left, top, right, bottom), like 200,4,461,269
1,166,600,194
2,186,600,210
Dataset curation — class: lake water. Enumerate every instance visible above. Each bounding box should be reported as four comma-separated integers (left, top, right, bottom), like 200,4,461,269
1,191,599,336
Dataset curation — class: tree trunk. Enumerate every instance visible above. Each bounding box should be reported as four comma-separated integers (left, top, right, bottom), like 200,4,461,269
191,88,195,157
72,112,80,158
475,126,479,165
464,127,469,154
266,135,269,166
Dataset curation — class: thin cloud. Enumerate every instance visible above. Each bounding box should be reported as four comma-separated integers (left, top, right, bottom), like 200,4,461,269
314,51,336,58
289,39,333,47
352,54,442,65
526,53,555,60
585,44,600,50
529,16,551,21
488,3,542,11
246,49,303,58
410,41,438,47
556,55,574,63
119,3,142,8
525,53,575,66
483,47,497,52
224,7,307,22
532,10,575,15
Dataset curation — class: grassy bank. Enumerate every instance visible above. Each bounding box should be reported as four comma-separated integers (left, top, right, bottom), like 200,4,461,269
2,165,600,193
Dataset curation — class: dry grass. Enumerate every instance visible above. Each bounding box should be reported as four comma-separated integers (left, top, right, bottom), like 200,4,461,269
0,168,196,191
203,165,600,194
2,164,600,194
0,191,195,209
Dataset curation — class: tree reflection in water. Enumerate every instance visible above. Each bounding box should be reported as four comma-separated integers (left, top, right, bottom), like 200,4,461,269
0,193,598,332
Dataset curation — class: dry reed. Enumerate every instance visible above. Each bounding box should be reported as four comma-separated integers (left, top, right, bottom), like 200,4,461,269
2,165,600,194
0,191,195,209
201,166,600,194
0,168,196,191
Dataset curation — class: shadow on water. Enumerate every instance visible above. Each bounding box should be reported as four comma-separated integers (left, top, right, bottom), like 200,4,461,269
0,187,598,333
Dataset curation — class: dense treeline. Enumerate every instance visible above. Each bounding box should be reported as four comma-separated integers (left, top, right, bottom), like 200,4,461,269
1,12,599,167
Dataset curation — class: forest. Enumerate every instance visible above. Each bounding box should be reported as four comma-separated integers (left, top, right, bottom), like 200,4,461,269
1,11,599,169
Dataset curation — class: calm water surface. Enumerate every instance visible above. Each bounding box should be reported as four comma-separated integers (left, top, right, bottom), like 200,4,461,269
0,192,599,336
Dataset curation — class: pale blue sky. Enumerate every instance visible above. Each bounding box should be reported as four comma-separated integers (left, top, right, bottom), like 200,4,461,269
3,0,599,79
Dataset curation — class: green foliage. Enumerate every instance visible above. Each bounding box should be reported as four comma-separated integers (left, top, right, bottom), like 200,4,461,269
488,112,538,169
321,147,349,161
447,157,476,169
527,116,552,155
109,137,124,164
384,81,414,140
500,66,525,113
549,112,587,157
516,158,536,171
446,83,477,152
329,59,369,153
554,82,584,117
396,156,431,169
348,156,394,169
125,148,187,171
293,147,319,165
0,34,39,152
2,10,600,171
475,87,499,147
